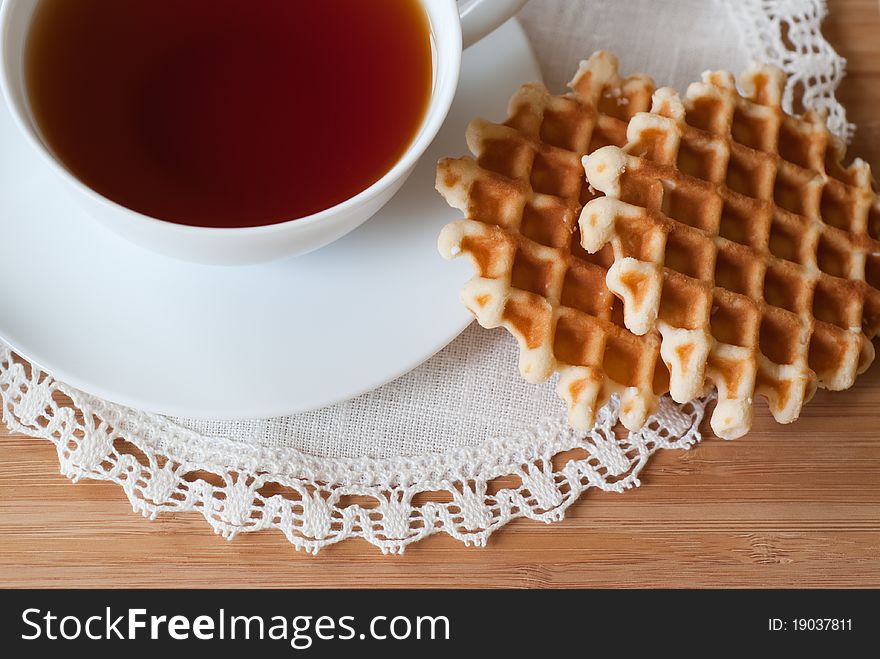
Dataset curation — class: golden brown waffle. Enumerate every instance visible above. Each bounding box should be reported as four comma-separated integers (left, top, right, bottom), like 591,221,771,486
435,52,672,431
580,65,880,439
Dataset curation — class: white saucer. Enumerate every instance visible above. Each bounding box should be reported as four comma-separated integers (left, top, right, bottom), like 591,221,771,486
0,19,542,419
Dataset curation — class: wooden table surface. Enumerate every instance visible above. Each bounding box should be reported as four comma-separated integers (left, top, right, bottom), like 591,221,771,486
2,0,879,589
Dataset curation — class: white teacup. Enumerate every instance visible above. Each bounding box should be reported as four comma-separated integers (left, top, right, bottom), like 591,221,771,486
0,0,527,264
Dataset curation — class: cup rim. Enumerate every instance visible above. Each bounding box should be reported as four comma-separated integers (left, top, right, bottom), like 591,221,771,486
0,0,463,236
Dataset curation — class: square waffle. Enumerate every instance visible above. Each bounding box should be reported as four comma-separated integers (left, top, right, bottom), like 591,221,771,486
435,52,671,431
579,65,880,439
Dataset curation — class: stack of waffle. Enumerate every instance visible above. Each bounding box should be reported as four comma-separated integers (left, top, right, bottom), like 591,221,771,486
437,51,880,439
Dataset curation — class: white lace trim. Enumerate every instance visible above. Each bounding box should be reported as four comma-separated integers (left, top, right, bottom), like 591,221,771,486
0,0,850,553
724,0,852,140
1,343,708,554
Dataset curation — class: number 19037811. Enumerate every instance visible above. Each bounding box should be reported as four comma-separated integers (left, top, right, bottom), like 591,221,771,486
769,619,853,631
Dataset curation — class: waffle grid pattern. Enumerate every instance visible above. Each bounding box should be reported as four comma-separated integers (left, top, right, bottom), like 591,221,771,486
436,52,674,431
580,66,880,439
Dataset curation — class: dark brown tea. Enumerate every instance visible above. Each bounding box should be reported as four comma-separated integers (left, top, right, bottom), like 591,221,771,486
25,0,433,228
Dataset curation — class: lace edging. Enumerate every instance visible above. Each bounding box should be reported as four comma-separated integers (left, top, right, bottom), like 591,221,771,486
1,343,709,554
724,0,852,140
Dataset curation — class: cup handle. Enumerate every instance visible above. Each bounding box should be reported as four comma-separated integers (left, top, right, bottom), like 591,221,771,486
459,0,529,49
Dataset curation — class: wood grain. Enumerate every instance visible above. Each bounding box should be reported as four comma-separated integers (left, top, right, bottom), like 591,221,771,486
1,0,879,589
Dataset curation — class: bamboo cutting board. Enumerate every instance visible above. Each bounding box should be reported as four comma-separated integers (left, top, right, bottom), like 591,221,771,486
1,0,879,588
